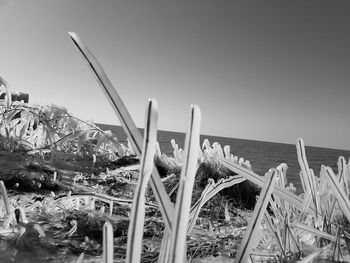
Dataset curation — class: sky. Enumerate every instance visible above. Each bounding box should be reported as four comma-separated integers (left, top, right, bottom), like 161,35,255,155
0,0,349,150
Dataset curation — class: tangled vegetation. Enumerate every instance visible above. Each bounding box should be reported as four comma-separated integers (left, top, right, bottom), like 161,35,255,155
0,75,256,262
0,102,127,159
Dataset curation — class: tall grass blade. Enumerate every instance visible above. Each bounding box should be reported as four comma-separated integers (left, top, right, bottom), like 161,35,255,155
158,229,171,263
297,138,319,223
309,169,321,225
235,169,277,263
297,138,313,195
322,165,350,223
169,105,201,263
126,99,158,263
346,158,350,196
68,32,174,232
102,220,114,263
0,181,11,215
338,157,348,195
298,172,307,195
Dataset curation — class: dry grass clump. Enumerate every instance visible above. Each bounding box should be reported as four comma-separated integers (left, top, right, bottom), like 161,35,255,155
194,162,260,209
155,141,260,209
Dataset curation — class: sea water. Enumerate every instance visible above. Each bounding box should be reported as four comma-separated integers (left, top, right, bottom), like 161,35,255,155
98,123,350,194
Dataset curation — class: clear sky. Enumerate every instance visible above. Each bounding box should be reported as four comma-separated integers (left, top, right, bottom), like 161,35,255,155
0,0,349,150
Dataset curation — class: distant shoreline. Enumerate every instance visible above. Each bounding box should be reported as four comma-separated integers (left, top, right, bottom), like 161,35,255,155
96,123,350,152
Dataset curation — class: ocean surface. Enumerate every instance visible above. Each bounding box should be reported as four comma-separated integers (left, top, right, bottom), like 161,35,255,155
98,123,350,194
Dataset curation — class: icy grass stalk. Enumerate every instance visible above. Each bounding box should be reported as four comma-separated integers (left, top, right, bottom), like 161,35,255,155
338,156,348,195
298,191,313,223
126,99,158,263
158,230,171,263
264,211,285,258
297,138,320,224
322,165,350,222
325,157,350,221
297,138,314,196
102,221,114,263
0,180,11,215
235,170,277,262
292,222,345,245
69,32,174,232
169,105,201,263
